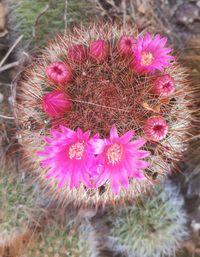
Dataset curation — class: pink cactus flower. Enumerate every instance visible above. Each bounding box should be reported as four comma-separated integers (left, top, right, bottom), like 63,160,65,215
46,62,72,85
38,126,98,189
42,91,71,117
117,35,135,56
132,33,174,73
153,74,175,97
144,116,169,141
93,125,150,194
88,39,109,61
68,44,86,62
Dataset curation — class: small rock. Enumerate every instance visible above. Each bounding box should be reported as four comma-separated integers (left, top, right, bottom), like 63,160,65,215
175,3,199,25
191,220,200,236
0,93,4,103
8,95,13,105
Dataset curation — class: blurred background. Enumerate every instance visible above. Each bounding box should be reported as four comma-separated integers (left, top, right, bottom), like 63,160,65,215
0,0,200,256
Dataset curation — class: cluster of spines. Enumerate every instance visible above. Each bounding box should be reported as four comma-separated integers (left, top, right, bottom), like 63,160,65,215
81,182,188,257
41,32,174,143
25,215,96,257
15,23,193,205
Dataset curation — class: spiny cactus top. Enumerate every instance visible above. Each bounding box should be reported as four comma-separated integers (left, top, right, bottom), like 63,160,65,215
16,24,193,206
94,183,188,257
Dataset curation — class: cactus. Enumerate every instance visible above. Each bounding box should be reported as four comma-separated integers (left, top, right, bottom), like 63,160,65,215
87,182,188,257
0,173,39,256
25,217,96,257
9,0,88,51
15,23,195,207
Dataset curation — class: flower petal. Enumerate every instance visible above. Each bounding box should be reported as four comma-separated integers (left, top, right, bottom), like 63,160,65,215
110,125,119,140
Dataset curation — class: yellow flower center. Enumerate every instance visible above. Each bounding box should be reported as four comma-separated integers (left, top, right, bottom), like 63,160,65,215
141,52,154,66
106,143,123,165
69,142,85,160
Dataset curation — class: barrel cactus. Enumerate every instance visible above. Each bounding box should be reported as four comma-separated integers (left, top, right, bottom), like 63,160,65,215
88,182,188,257
15,23,194,206
25,218,96,257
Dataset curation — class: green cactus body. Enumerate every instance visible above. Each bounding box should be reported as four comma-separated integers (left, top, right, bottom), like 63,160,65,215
0,174,39,256
10,0,88,51
26,220,95,257
106,183,188,257
0,176,35,238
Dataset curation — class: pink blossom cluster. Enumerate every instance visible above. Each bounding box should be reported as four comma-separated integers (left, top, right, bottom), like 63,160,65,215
39,125,150,194
39,32,176,193
43,33,174,139
46,33,174,81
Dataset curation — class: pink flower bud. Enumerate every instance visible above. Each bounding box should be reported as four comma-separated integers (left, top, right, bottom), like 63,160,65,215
46,62,72,86
88,39,109,61
68,44,86,62
144,116,168,141
42,91,71,117
153,74,175,97
117,35,135,55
